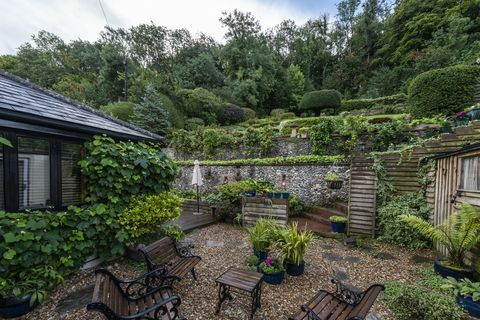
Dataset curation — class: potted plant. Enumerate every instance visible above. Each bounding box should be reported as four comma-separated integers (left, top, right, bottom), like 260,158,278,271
330,215,348,233
282,192,290,199
275,222,315,276
325,172,343,189
247,218,278,262
400,203,480,280
259,258,285,285
245,255,260,272
442,277,480,317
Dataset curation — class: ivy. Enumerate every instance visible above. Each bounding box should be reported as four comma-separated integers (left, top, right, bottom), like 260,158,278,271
310,118,336,154
371,154,395,206
79,135,178,210
176,154,346,166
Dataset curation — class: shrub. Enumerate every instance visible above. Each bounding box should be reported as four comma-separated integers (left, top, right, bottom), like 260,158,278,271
247,218,279,252
202,128,231,156
221,104,245,124
242,107,256,120
409,65,480,118
80,135,177,211
279,112,296,120
185,117,205,130
270,108,287,118
274,222,315,265
100,102,136,121
377,193,431,249
309,118,337,155
159,93,185,129
178,88,224,124
288,195,303,216
299,90,342,113
119,192,181,240
341,93,408,111
217,180,272,206
169,129,202,156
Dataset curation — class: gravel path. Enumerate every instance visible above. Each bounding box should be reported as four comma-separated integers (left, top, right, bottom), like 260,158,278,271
18,223,434,320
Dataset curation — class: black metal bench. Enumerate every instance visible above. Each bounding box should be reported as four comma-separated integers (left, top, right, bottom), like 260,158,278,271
87,268,185,320
138,236,201,282
289,268,384,320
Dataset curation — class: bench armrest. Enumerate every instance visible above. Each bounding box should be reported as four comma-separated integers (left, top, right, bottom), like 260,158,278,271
120,295,184,320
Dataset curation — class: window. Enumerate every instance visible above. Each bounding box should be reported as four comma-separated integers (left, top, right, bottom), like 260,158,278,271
18,137,51,209
460,156,480,191
61,142,84,205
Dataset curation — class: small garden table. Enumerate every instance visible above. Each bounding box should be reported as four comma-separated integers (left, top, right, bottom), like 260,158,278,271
215,267,263,319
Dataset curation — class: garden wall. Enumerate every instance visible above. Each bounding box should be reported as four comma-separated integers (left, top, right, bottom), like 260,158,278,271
174,163,350,206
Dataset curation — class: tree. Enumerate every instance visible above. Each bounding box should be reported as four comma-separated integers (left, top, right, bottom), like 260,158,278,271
178,88,224,124
285,64,305,108
131,85,171,135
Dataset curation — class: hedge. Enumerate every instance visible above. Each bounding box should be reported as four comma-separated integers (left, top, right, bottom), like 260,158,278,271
408,65,480,118
342,93,407,111
176,155,346,166
299,90,342,113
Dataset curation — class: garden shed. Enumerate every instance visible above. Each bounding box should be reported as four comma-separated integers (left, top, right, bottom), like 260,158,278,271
0,69,163,212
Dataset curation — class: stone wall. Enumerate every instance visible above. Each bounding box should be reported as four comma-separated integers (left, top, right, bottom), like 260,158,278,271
174,164,350,206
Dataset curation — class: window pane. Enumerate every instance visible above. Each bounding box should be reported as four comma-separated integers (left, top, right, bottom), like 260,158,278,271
61,142,84,205
0,142,4,211
18,137,50,209
461,156,480,191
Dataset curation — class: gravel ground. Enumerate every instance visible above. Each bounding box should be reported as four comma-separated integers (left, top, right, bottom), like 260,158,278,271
18,223,434,320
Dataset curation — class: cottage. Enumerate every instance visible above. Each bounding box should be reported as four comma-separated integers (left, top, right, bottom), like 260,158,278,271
0,69,163,212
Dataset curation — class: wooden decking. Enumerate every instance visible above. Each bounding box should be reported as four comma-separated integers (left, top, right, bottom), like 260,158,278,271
166,200,217,232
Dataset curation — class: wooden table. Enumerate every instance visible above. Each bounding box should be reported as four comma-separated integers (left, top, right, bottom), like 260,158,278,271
215,267,264,319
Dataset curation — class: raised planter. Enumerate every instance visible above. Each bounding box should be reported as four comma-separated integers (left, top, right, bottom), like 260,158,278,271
327,180,343,189
434,259,475,280
262,270,285,285
331,221,347,234
284,261,305,277
0,294,39,318
456,295,480,318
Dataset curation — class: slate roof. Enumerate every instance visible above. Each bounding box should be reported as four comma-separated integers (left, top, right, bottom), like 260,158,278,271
0,69,164,142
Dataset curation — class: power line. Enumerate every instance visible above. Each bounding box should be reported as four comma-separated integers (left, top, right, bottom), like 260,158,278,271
98,0,110,27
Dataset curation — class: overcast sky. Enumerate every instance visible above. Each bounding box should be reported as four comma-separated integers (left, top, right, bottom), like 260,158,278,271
0,0,338,54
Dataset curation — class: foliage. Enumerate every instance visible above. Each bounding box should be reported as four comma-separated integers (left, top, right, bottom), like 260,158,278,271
242,126,275,156
247,218,279,252
184,118,205,130
400,202,480,268
131,84,172,135
368,121,410,152
288,195,303,216
242,107,256,120
100,102,136,122
299,90,342,113
79,135,177,210
274,222,315,265
169,129,202,156
259,258,284,274
0,204,127,299
0,136,13,148
377,193,431,249
178,87,224,124
371,155,395,206
270,108,287,118
329,215,348,223
159,224,185,241
442,277,480,302
202,128,231,156
325,172,340,181
409,65,480,118
220,104,245,124
246,255,259,266
119,192,181,240
341,93,408,111
309,118,337,155
217,180,272,206
176,155,346,166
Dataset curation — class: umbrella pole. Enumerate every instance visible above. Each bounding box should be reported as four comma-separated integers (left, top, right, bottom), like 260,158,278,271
196,184,200,213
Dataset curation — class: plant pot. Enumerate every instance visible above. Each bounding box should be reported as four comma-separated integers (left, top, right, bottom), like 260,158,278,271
244,190,256,197
467,108,480,121
273,193,282,199
456,295,480,317
327,180,343,189
0,294,40,318
265,192,273,199
262,270,285,285
331,221,347,234
434,259,475,280
253,249,268,262
282,193,290,199
284,261,305,276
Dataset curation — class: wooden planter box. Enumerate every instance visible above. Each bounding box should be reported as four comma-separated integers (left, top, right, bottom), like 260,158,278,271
242,197,289,227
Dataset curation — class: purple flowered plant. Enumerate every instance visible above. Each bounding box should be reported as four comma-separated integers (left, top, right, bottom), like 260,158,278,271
265,258,271,266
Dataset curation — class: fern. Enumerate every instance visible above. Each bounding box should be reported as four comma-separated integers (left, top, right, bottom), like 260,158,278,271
400,203,480,268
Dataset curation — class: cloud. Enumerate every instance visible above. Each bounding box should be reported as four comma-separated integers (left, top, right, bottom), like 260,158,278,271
0,0,333,54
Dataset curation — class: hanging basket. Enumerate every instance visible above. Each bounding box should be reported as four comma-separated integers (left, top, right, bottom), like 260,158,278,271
327,180,343,189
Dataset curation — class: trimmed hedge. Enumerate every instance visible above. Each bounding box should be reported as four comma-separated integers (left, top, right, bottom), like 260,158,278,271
342,93,407,111
176,155,346,166
299,90,342,113
409,65,480,118
100,102,136,121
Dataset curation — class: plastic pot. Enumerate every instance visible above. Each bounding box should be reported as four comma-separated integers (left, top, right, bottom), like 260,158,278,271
253,249,268,262
282,193,290,199
331,221,347,233
273,193,282,199
327,180,343,189
243,190,256,197
434,259,475,280
0,294,40,318
456,295,480,317
284,261,305,276
262,270,285,285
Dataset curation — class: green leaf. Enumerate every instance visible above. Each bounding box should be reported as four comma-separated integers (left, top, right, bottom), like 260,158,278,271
3,232,18,243
3,248,16,260
0,137,13,148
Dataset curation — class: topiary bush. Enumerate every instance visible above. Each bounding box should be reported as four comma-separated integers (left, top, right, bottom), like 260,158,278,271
409,65,480,118
242,107,256,120
80,135,178,211
221,104,245,124
377,192,431,249
100,102,136,122
119,192,181,241
299,90,342,114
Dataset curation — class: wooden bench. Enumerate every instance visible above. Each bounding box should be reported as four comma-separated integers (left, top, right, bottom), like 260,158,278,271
289,268,384,320
87,268,185,320
138,236,201,282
